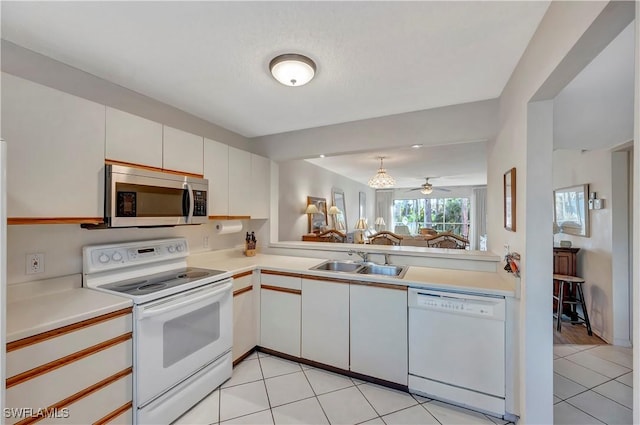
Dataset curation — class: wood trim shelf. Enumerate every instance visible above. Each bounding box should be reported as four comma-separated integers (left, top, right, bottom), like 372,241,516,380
6,333,132,388
14,369,133,425
233,286,253,297
7,307,133,353
232,271,253,280
301,275,351,285
93,401,133,425
260,284,302,296
105,159,204,178
350,280,408,291
209,215,251,220
261,270,304,279
8,217,104,225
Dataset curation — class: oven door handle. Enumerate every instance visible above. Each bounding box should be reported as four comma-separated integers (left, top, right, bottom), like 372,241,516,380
138,281,231,319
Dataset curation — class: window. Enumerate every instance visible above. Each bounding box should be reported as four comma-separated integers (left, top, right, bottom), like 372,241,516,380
392,197,470,236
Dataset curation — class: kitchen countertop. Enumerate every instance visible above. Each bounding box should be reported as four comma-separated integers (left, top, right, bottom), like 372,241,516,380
6,274,133,343
188,249,516,297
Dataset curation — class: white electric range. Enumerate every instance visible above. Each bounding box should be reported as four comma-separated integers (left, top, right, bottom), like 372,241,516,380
83,238,232,425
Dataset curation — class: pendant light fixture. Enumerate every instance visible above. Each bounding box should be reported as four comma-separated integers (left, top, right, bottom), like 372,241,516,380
368,157,395,189
269,53,316,87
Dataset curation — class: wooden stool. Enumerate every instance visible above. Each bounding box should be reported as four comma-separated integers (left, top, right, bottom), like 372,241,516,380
553,274,592,335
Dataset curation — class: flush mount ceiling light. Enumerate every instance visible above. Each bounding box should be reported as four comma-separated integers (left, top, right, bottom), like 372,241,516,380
269,53,316,87
368,157,395,189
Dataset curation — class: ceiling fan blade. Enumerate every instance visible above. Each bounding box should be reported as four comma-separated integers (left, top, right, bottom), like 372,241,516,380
407,188,422,192
435,187,451,192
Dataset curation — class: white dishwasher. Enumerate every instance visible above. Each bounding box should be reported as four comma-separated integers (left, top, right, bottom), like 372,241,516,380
408,288,506,417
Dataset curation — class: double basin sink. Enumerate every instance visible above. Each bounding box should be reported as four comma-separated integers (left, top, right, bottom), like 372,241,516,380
310,260,408,278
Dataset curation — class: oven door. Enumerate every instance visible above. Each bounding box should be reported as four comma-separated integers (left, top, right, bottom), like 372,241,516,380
134,279,232,407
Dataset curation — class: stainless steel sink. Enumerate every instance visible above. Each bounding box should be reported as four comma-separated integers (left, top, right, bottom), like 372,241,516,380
310,260,407,278
358,264,407,278
311,260,364,273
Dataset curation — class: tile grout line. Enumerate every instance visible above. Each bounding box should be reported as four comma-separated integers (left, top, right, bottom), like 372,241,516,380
300,365,334,424
561,393,613,425
257,354,276,425
561,355,631,378
416,401,444,425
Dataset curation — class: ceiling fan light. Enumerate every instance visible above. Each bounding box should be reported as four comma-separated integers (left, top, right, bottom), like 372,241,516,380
420,186,433,195
270,54,316,87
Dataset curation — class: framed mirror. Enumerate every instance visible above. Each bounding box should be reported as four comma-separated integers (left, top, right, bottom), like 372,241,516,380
359,191,366,219
307,196,328,234
503,168,516,232
332,189,347,231
554,184,589,237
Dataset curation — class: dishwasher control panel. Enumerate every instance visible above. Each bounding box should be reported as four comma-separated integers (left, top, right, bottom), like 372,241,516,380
409,288,505,321
416,294,494,316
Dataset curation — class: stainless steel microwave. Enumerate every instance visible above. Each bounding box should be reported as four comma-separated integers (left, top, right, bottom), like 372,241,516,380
105,164,208,227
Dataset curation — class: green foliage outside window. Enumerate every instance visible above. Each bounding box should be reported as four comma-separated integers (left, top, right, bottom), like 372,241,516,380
393,198,470,236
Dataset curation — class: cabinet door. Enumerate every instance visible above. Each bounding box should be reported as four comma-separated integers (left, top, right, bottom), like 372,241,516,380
163,126,203,175
1,73,105,218
105,107,163,168
233,274,257,362
260,275,301,357
350,284,408,385
301,278,349,369
228,147,251,217
203,138,229,216
250,154,271,219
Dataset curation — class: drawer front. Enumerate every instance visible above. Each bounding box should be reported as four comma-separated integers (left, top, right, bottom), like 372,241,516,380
6,340,132,424
7,314,132,378
232,273,253,292
261,272,301,290
46,374,132,425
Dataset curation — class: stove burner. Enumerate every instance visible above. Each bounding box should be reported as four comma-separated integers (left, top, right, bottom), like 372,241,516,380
177,271,210,279
138,282,168,291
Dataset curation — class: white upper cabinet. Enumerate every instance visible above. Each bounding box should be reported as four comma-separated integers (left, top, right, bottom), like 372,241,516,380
105,107,163,168
250,154,271,219
1,73,105,218
228,146,251,216
163,126,203,175
203,138,229,217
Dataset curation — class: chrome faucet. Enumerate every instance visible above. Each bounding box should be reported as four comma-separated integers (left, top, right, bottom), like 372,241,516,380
348,250,369,262
384,253,392,265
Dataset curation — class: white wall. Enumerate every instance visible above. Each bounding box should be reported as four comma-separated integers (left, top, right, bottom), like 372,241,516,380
486,2,628,423
251,99,498,161
6,220,269,286
278,159,375,241
554,22,635,151
552,149,613,342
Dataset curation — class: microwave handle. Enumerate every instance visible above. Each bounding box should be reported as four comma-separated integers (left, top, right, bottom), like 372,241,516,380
183,183,195,223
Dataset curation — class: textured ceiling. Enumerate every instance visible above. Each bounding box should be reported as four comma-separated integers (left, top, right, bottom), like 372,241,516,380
1,1,550,138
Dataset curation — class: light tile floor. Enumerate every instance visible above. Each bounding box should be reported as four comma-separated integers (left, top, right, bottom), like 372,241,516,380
553,344,634,425
173,351,515,425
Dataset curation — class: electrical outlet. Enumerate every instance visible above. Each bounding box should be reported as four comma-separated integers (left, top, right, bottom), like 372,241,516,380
26,253,45,275
203,235,209,249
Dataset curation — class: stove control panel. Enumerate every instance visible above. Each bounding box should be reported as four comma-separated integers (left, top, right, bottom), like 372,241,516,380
83,238,189,273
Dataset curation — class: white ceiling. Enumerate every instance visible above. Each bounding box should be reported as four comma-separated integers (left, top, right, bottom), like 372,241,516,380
1,1,550,139
306,140,488,188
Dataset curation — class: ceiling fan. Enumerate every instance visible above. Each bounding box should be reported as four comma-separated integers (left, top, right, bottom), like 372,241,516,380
407,177,450,194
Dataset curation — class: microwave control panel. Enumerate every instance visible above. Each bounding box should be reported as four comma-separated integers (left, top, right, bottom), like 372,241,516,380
193,190,207,217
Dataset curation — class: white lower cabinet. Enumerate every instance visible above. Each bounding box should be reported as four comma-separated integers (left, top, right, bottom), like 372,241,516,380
5,308,133,425
260,272,301,357
350,283,408,385
301,277,349,369
232,272,257,362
